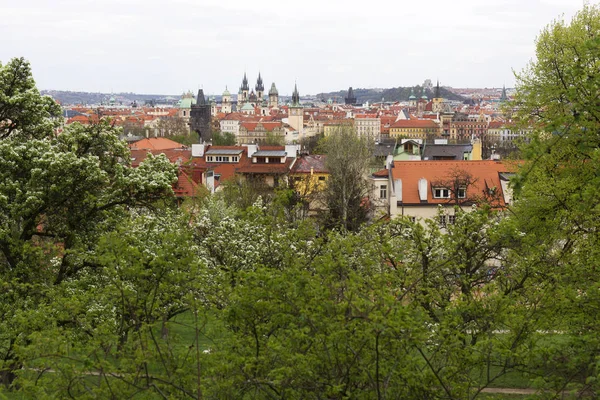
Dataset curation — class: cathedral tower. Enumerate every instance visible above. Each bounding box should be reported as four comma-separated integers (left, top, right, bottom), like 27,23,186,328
268,82,279,108
256,72,265,102
190,89,212,142
288,83,303,133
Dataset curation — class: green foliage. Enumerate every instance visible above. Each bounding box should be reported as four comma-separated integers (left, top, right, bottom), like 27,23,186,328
507,4,600,395
212,130,237,146
0,57,61,140
5,6,600,396
321,125,373,231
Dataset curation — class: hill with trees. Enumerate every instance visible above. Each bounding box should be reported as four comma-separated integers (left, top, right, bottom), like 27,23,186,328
316,85,465,103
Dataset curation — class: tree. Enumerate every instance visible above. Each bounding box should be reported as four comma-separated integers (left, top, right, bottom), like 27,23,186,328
321,124,374,231
212,130,237,146
156,115,189,137
0,58,178,388
508,5,600,395
0,57,61,140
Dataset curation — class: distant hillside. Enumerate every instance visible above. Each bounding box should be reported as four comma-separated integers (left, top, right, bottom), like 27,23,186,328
41,90,181,106
316,86,465,104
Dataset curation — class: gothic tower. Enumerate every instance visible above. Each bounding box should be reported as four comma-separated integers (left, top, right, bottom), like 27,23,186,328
432,80,444,113
345,86,357,105
500,85,508,102
190,89,212,142
288,83,303,133
268,82,279,108
256,72,265,102
240,72,250,106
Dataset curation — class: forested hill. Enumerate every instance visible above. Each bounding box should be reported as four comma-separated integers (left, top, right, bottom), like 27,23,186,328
316,86,465,103
40,90,180,106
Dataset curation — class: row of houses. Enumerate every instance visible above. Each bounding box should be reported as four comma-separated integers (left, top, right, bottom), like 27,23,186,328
130,137,516,225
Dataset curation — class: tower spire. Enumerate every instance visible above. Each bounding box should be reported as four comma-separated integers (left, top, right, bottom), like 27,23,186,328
291,82,300,106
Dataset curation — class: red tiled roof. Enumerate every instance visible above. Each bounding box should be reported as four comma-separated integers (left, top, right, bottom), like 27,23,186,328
391,160,518,205
130,149,192,167
235,155,294,175
372,168,389,178
390,119,439,129
173,169,199,198
291,154,328,174
130,137,186,151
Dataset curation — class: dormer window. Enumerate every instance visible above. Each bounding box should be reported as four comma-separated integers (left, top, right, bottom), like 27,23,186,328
433,188,450,199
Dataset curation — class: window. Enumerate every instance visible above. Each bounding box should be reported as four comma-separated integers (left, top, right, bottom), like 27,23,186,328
232,156,239,162
439,215,447,228
206,156,213,162
318,176,326,181
433,188,450,199
457,187,466,198
448,215,456,225
380,184,387,199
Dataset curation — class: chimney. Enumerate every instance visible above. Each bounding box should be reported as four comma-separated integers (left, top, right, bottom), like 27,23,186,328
191,143,205,157
244,144,258,157
285,144,300,158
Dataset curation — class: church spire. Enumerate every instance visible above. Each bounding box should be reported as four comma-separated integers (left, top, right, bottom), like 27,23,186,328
434,80,441,99
291,83,300,106
500,85,508,102
241,72,249,91
256,72,264,92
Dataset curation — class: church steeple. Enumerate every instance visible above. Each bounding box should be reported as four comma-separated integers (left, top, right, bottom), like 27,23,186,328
500,85,508,102
434,80,441,99
291,83,300,106
255,72,264,92
241,72,249,91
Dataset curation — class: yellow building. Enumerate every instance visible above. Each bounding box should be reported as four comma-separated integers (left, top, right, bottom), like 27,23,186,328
323,120,354,137
389,119,440,139
289,154,329,214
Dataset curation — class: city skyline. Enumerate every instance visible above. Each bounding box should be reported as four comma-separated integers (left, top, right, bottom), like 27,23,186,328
1,0,588,95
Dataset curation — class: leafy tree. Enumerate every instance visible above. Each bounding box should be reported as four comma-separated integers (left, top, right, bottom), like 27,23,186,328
212,130,237,145
509,4,600,395
0,58,178,388
265,130,284,146
0,57,61,139
15,212,208,399
156,115,189,137
321,124,373,231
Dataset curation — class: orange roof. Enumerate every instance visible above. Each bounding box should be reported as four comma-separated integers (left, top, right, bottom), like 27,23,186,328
391,160,518,206
391,119,439,129
130,149,191,167
130,137,186,151
173,169,199,198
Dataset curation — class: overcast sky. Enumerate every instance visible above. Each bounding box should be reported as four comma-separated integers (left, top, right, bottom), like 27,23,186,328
1,0,591,96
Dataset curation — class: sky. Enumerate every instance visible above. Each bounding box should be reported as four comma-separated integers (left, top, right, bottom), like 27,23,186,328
0,0,592,96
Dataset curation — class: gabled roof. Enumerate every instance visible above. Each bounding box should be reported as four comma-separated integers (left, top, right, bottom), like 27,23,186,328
291,154,328,174
130,137,186,151
390,119,439,129
422,144,472,160
391,160,518,206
